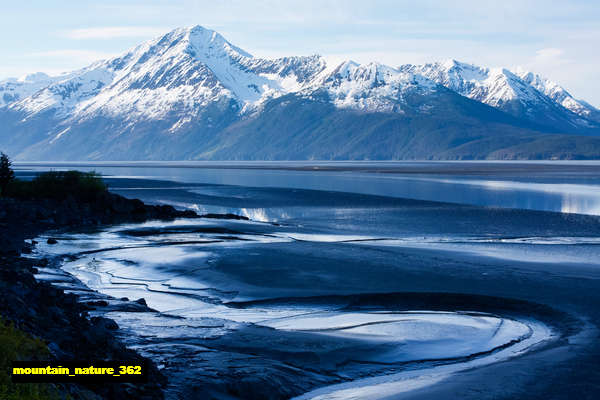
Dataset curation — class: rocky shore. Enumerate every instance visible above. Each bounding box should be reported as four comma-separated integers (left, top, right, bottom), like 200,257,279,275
0,191,198,399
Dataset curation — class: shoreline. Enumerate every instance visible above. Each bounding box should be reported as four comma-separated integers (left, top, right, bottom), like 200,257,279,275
0,192,198,399
14,160,600,175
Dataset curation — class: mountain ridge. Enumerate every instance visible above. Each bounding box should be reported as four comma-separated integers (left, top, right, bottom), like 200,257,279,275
1,25,600,160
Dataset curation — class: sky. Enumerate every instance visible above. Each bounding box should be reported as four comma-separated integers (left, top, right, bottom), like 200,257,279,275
1,0,599,106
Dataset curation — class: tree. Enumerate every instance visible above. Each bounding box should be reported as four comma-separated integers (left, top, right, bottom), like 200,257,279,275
0,152,15,196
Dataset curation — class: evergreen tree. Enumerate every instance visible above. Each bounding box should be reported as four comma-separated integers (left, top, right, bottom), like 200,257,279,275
0,152,15,195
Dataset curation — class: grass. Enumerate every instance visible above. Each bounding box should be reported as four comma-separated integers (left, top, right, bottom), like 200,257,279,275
0,317,63,400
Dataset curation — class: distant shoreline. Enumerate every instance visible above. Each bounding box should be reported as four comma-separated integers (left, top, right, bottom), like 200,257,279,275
12,159,600,176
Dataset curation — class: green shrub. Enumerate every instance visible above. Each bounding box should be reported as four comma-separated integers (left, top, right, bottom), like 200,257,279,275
0,152,15,196
6,171,107,202
0,318,61,400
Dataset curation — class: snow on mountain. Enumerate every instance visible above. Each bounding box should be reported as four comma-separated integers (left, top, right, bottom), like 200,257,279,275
311,61,438,113
400,60,598,131
4,25,448,132
13,65,113,119
7,26,331,127
0,72,70,107
3,26,597,131
401,60,535,109
513,68,600,122
3,24,599,130
401,60,530,108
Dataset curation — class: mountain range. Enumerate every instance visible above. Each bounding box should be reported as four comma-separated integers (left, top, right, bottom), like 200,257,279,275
1,25,600,160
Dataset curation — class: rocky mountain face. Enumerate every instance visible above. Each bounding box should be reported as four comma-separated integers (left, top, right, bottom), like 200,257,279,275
1,25,599,160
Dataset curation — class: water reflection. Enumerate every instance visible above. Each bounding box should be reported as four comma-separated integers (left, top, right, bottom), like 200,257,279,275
561,195,600,215
14,162,600,216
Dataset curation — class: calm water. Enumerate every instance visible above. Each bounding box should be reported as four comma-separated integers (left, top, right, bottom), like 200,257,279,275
14,161,600,215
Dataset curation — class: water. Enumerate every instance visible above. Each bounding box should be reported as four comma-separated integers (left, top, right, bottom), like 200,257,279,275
22,161,600,399
15,160,600,215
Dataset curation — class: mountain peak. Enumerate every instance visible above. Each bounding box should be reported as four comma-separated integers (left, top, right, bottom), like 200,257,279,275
184,25,253,59
441,58,460,69
188,24,212,33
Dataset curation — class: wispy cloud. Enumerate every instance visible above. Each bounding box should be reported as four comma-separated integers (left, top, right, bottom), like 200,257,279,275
534,48,564,61
519,47,574,77
60,26,167,40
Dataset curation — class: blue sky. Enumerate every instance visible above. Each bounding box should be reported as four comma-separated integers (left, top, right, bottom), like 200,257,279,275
2,0,599,106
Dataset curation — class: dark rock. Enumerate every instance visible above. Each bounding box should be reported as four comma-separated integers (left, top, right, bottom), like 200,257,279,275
91,316,119,331
47,238,58,244
47,342,69,359
178,209,199,218
135,297,148,306
104,302,151,312
200,213,250,220
84,300,109,307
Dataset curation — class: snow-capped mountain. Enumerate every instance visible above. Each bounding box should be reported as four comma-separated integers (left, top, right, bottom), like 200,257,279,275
400,60,599,131
0,25,599,161
5,26,441,122
313,61,438,113
0,72,70,107
513,68,600,123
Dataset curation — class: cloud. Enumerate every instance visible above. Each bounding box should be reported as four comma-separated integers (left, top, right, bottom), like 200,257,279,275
519,47,573,74
60,26,167,40
534,48,564,61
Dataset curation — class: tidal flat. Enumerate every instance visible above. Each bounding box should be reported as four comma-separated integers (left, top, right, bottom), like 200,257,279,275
20,161,600,399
